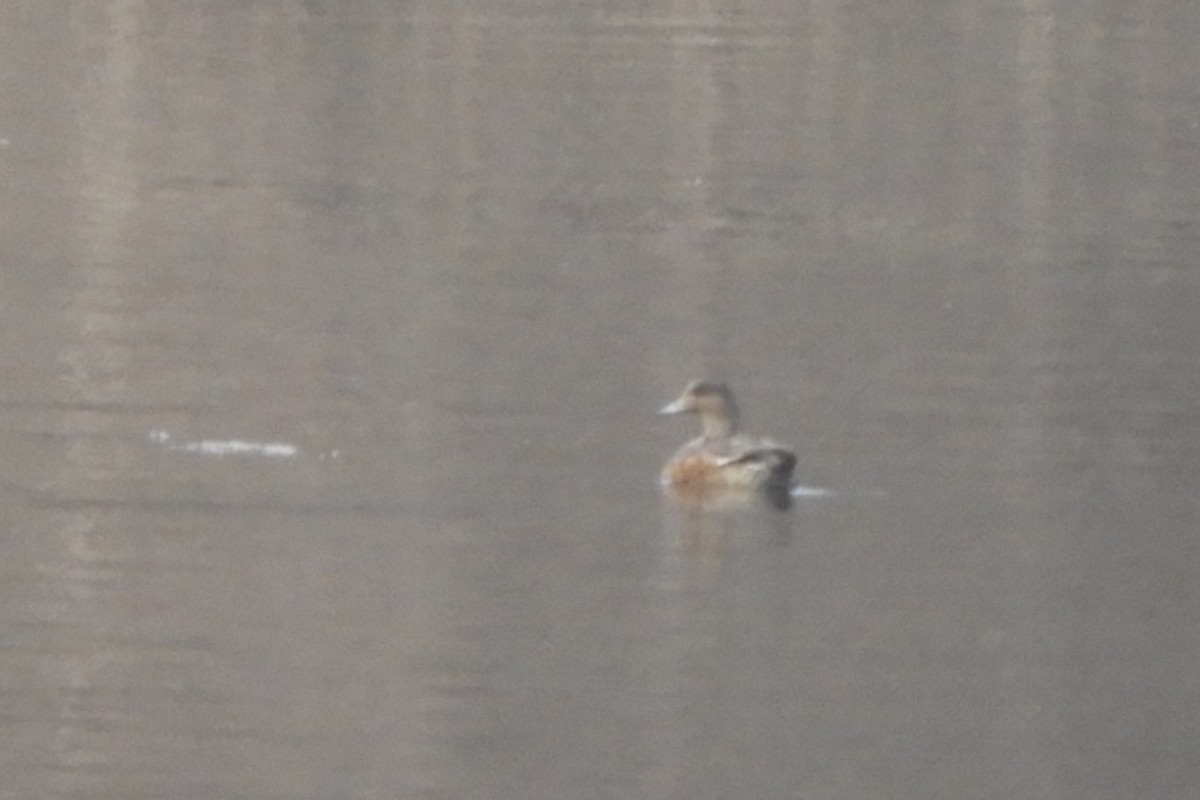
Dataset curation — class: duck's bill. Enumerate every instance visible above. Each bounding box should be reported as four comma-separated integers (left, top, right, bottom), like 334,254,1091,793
658,399,688,415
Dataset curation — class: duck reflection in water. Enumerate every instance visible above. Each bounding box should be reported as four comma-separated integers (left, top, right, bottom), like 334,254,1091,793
659,380,797,510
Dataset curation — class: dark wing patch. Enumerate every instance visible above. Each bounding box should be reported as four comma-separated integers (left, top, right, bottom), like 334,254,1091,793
719,447,796,479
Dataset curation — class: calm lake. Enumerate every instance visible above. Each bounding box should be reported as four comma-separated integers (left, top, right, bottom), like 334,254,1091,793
2,2,1198,799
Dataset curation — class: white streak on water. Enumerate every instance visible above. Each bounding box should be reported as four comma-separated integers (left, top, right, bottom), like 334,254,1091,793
791,485,835,498
180,439,299,458
147,430,336,460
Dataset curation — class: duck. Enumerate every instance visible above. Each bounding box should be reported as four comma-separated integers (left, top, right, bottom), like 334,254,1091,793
658,380,797,496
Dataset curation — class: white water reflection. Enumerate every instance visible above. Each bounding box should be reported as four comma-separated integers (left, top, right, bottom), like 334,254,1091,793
146,429,328,460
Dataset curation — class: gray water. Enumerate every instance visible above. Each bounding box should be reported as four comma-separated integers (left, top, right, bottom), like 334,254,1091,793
2,3,1199,799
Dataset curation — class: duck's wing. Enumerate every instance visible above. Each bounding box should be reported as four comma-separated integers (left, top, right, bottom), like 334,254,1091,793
716,437,797,479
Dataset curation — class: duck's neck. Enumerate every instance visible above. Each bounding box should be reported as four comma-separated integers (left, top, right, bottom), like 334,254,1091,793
700,405,739,439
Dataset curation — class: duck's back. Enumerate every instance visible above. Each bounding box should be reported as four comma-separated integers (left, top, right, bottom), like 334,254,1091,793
664,434,796,489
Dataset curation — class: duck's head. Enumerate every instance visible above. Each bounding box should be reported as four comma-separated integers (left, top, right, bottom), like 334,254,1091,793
659,380,740,438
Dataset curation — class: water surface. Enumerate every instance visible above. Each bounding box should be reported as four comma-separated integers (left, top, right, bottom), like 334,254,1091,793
2,2,1199,799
